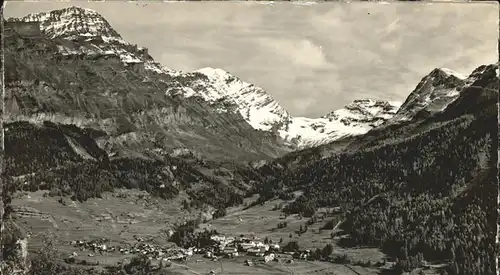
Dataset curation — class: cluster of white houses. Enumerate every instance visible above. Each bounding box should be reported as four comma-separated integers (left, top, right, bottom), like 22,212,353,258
69,233,317,266
204,235,282,262
69,237,193,262
208,235,319,262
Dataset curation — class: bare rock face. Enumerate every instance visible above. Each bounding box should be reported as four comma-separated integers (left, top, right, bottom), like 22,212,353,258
390,68,467,122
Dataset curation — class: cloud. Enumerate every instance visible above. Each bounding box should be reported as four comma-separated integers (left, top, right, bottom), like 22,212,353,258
384,18,401,35
258,38,331,69
289,97,317,116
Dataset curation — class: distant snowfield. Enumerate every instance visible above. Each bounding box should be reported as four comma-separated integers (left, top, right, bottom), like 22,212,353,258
440,68,467,80
190,68,402,148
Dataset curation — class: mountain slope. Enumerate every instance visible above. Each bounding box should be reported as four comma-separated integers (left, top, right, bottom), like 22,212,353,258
179,67,403,148
250,63,498,275
390,67,468,122
6,6,480,153
5,8,290,163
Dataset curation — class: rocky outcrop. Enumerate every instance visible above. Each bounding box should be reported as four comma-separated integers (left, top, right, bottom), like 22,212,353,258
390,67,467,122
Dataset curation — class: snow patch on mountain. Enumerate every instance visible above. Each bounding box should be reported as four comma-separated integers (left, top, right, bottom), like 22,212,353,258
10,6,174,75
390,68,468,122
182,68,401,148
188,67,291,132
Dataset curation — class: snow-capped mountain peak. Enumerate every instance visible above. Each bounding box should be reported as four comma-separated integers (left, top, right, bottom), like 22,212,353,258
173,68,402,148
325,99,400,120
391,67,468,122
12,6,123,43
195,67,233,80
8,6,175,75
182,67,292,132
439,68,467,80
8,6,473,150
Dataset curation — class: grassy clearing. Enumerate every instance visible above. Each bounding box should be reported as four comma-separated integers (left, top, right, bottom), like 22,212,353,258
12,192,383,274
199,199,386,264
166,254,379,275
12,190,196,258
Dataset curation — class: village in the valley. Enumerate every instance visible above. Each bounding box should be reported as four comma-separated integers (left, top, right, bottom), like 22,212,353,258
68,233,308,268
60,202,399,275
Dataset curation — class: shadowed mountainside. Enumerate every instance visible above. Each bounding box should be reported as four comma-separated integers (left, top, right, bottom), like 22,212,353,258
3,26,288,163
250,63,499,275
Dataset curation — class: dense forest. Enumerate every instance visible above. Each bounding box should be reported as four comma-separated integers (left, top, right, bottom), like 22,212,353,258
3,120,250,210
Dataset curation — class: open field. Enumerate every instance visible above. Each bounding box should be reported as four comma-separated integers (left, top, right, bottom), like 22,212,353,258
12,191,385,274
166,254,380,275
199,198,386,265
10,188,448,275
12,189,197,258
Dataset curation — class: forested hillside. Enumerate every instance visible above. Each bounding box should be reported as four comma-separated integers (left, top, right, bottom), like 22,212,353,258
2,15,285,222
4,120,255,210
252,64,499,275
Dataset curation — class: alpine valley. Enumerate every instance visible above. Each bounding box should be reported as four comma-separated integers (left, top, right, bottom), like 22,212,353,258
1,6,498,275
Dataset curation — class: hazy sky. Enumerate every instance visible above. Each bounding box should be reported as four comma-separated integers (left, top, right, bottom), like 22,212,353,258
5,1,498,117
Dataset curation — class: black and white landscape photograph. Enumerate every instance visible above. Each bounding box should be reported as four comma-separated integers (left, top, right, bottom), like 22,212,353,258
1,2,499,275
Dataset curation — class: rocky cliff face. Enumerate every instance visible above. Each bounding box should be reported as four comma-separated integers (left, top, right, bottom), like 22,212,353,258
8,6,174,75
390,67,468,122
5,7,290,163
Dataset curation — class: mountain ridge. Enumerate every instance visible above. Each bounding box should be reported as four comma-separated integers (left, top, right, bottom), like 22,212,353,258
248,61,498,275
7,6,478,151
6,6,403,149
